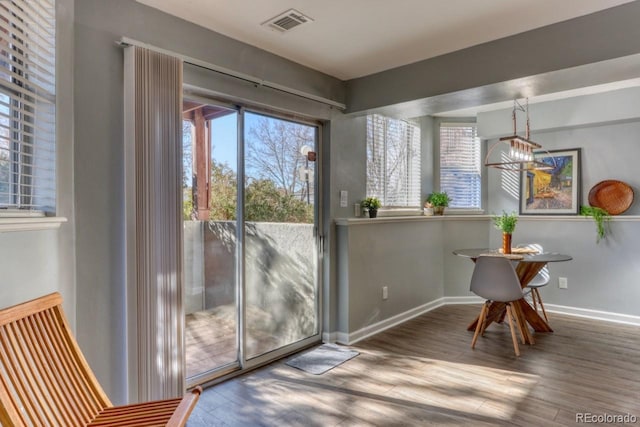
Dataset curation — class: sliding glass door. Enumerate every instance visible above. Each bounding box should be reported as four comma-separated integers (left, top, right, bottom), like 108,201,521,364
243,111,319,360
183,103,240,380
182,100,321,384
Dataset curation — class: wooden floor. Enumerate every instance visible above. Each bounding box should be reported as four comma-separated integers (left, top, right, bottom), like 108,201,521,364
186,304,640,426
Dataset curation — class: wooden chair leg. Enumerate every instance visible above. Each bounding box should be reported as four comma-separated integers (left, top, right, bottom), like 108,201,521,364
505,304,521,356
472,303,488,349
512,304,527,345
534,288,549,323
531,290,538,312
480,303,490,337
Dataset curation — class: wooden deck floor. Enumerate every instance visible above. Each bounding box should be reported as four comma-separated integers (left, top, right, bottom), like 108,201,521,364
185,305,300,378
186,304,640,426
185,307,237,378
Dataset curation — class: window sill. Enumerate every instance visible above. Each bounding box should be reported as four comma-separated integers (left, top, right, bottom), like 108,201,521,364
335,214,640,226
0,216,67,232
336,215,491,226
377,208,423,217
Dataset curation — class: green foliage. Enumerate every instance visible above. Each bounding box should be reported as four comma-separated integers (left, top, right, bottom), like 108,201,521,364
580,206,611,243
426,192,450,207
209,161,237,221
361,196,381,210
183,158,313,223
183,189,194,220
245,179,313,223
492,211,518,234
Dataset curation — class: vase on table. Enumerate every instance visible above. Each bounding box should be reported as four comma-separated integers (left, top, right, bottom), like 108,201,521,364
368,208,378,218
502,233,512,254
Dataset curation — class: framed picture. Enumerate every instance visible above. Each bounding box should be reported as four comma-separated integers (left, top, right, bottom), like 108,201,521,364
520,148,581,215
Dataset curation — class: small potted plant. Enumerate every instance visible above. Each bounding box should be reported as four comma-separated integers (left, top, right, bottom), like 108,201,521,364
426,192,451,215
361,196,381,218
492,211,518,254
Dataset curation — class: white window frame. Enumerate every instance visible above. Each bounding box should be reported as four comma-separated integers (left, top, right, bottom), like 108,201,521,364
366,114,421,212
438,122,482,212
0,0,56,217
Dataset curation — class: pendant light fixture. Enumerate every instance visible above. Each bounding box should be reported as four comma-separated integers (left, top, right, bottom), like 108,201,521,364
485,98,554,171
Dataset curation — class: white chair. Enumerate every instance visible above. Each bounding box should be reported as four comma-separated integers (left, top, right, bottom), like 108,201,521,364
517,243,550,323
470,256,527,356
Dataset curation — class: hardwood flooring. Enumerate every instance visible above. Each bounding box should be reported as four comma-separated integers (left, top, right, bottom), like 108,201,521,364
186,304,640,426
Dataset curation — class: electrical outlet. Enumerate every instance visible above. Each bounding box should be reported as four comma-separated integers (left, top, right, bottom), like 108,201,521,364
558,277,568,289
382,286,388,300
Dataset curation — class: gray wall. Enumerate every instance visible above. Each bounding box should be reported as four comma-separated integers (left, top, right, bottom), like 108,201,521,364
337,219,444,334
334,86,640,335
491,219,640,315
326,115,366,335
336,217,489,336
0,229,62,305
482,117,640,316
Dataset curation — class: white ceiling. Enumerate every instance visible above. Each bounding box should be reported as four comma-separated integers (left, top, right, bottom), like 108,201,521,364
137,0,633,80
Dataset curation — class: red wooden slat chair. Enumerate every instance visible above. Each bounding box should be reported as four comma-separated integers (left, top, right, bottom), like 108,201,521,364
0,293,201,426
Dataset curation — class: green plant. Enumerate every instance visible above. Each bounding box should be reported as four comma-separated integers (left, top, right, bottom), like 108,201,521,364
361,196,381,210
580,206,611,243
426,192,451,207
492,211,518,234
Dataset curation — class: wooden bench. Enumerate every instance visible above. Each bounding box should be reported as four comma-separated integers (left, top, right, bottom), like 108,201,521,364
0,293,201,426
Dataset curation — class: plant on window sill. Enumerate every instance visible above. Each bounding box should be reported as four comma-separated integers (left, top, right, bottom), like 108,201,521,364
426,192,451,215
361,197,381,218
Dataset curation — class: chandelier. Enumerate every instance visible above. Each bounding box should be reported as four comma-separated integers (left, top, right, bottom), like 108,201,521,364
484,98,554,171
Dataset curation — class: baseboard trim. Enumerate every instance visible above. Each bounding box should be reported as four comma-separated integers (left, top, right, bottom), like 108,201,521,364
322,331,350,344
336,298,446,345
442,296,484,304
545,303,640,326
322,332,336,343
326,297,640,345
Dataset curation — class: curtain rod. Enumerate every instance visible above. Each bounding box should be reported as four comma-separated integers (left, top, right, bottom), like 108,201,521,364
117,37,346,110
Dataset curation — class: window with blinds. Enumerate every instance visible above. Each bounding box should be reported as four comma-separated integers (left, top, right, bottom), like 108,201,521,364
0,0,56,213
367,114,421,208
440,123,481,209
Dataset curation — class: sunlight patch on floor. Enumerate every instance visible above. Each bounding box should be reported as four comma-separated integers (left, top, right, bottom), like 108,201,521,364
267,347,539,423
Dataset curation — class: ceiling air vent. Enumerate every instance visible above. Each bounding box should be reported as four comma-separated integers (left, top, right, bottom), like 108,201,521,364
262,9,313,33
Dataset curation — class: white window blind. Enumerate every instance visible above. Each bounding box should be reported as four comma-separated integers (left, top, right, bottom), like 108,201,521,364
0,0,56,212
367,114,421,207
440,123,481,209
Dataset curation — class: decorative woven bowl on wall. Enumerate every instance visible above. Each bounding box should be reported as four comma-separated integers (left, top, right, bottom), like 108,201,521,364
588,180,634,215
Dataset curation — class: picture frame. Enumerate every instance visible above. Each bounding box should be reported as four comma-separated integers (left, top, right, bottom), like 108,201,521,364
520,148,581,215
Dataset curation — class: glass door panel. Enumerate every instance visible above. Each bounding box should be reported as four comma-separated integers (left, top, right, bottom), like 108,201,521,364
182,100,322,384
243,111,319,359
183,100,239,380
